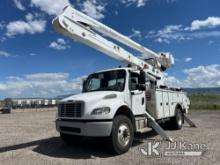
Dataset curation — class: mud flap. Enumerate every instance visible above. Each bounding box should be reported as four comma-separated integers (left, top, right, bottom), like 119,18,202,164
184,114,197,128
145,112,174,142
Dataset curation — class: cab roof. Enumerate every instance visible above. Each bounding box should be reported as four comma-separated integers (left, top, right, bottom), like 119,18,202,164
94,67,138,74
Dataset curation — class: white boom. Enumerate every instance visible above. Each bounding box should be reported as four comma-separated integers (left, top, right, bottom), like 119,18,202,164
52,5,174,82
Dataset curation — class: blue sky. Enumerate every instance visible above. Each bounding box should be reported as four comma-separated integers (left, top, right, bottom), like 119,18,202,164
0,0,220,98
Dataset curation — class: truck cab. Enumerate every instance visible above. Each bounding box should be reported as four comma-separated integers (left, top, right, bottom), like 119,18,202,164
56,67,189,154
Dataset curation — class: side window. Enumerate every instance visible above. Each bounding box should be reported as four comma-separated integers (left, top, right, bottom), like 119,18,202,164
129,72,139,91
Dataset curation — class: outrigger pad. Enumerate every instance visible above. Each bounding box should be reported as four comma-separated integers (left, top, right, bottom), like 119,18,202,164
184,114,197,128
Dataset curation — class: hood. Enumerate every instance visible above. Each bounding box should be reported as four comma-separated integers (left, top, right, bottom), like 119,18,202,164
61,91,120,103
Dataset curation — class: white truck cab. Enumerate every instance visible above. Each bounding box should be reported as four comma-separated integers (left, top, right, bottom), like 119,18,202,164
56,67,190,154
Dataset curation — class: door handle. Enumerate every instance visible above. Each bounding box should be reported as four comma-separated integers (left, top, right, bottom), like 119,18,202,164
131,91,143,95
142,97,144,105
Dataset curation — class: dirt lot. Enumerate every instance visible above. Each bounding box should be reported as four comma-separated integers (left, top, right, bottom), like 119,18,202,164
0,110,220,165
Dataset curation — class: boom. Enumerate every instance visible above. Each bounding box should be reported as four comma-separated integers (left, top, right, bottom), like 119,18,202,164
52,5,173,82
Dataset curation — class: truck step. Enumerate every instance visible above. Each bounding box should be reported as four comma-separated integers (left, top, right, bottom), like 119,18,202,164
137,127,151,134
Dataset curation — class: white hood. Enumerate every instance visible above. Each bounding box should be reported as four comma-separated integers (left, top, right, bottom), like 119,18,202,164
61,91,120,103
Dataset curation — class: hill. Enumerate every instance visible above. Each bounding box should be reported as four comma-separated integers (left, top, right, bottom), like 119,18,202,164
184,87,220,95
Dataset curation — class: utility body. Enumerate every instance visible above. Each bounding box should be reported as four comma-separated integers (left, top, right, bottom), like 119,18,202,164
53,6,194,154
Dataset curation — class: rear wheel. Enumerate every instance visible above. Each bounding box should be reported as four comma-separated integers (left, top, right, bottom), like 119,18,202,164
171,108,183,130
109,115,134,154
60,133,83,144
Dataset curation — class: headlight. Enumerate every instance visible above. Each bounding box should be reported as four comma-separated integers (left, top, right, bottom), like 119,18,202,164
91,107,110,115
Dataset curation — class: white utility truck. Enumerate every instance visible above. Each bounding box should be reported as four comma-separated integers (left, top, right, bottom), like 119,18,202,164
53,6,195,154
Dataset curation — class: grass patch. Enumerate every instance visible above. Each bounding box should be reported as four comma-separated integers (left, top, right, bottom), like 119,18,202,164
189,94,220,110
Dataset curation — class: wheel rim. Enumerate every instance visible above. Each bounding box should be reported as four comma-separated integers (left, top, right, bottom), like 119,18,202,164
117,123,130,147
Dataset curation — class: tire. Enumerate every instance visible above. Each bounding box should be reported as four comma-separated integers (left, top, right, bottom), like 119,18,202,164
60,133,83,144
109,115,134,154
171,108,183,130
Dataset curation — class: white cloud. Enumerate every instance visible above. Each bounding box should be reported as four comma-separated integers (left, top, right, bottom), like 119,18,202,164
0,37,6,43
25,13,34,21
6,18,46,37
30,0,106,20
146,25,188,44
165,64,220,88
146,16,220,43
120,0,175,8
128,28,142,39
190,17,220,31
30,53,37,56
30,0,70,15
7,76,23,81
190,31,220,39
13,0,26,11
80,0,106,20
0,73,83,98
183,64,220,88
185,57,192,62
49,38,70,50
120,0,148,7
208,40,214,45
164,74,182,88
147,23,220,44
155,37,170,44
25,73,69,81
0,50,11,57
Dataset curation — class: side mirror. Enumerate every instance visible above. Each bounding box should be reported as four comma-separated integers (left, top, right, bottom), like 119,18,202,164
82,78,87,92
139,70,146,84
82,79,86,85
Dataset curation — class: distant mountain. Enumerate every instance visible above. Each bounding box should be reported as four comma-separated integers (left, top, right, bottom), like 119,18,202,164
184,87,220,95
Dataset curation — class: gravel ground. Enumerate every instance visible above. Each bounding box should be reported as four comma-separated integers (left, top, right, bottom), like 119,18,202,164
0,110,220,165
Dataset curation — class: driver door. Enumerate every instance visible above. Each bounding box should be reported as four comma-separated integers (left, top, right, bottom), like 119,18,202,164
129,72,146,115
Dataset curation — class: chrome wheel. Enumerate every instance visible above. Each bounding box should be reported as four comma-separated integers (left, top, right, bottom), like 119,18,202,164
117,123,131,147
110,115,134,154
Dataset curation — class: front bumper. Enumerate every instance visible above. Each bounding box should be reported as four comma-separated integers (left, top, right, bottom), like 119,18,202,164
56,119,113,137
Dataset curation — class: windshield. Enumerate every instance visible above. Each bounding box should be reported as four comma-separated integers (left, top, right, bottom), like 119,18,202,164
83,70,126,92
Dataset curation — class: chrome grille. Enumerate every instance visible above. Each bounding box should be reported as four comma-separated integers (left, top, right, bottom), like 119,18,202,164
59,101,83,118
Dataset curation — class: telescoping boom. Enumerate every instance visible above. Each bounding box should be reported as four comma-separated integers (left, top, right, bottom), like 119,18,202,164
52,6,174,83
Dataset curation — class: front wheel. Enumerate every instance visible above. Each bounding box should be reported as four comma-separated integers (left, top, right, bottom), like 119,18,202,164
109,115,134,154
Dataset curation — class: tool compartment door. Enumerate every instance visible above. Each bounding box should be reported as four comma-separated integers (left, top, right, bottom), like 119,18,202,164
162,91,170,117
168,92,175,117
155,90,164,119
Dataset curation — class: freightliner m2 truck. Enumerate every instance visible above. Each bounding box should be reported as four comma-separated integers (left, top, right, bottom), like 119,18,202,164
53,6,195,154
